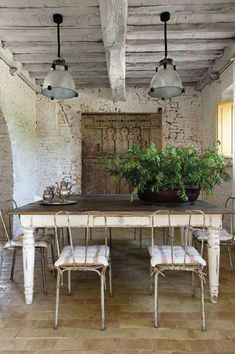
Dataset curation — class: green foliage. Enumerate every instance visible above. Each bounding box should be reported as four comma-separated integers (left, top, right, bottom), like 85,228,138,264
104,142,230,201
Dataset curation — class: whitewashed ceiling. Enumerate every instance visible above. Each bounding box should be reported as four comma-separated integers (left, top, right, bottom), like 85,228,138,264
0,0,234,100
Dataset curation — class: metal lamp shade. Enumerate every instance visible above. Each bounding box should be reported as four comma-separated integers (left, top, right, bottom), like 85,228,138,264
41,66,78,100
149,64,184,99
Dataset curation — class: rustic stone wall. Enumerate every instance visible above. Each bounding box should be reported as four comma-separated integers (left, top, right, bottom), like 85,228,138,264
35,96,81,196
77,86,202,149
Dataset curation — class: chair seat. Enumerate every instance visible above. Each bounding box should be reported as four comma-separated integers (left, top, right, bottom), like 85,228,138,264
4,233,53,249
148,245,206,267
55,245,110,267
193,228,233,242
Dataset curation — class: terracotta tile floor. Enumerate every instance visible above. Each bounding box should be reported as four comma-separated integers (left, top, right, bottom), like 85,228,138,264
1,229,235,353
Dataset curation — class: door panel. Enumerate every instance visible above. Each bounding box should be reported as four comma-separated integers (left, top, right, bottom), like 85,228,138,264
81,113,162,195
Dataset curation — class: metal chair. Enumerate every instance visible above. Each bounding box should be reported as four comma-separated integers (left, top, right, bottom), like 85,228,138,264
53,211,112,330
148,210,207,331
193,196,235,272
0,199,55,294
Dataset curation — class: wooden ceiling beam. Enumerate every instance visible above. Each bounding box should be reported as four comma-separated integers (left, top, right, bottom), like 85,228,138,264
99,0,127,102
126,39,234,52
195,45,235,90
127,23,235,40
0,28,103,42
14,52,106,64
0,7,100,27
31,71,108,80
0,40,39,92
128,1,235,6
128,3,235,14
5,41,104,54
126,61,213,71
126,50,223,63
0,1,99,7
126,69,206,78
128,8,235,26
24,63,107,72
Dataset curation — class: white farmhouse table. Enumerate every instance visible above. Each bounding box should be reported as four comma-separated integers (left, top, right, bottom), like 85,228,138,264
11,194,232,305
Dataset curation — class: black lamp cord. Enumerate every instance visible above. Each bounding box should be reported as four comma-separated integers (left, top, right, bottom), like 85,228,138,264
57,22,61,59
164,20,167,59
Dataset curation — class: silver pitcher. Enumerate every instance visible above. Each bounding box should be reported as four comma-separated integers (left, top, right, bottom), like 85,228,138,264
43,186,55,201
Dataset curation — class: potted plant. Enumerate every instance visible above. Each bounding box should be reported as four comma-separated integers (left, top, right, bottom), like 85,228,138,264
104,142,230,204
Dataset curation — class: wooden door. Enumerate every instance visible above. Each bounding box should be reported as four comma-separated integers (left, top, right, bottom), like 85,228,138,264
81,112,162,194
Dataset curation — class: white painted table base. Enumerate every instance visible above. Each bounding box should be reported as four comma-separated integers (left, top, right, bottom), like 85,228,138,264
21,213,222,305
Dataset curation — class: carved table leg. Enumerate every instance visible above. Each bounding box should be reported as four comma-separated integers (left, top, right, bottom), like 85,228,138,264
207,228,220,304
22,226,35,305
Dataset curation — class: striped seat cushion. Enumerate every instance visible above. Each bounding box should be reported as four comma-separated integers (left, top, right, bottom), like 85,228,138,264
55,245,110,267
193,228,233,242
148,245,206,267
4,233,53,249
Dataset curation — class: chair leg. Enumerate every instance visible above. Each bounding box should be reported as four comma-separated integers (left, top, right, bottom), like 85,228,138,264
109,264,112,297
154,272,159,328
68,270,71,295
0,253,3,279
139,228,143,249
40,248,48,295
50,242,56,277
54,271,61,329
66,227,70,245
134,228,137,240
10,249,16,280
109,228,112,249
192,271,195,298
200,274,206,332
100,272,105,330
90,228,93,241
227,242,234,272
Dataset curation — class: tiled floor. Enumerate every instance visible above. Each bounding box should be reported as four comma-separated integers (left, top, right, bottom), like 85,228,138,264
1,229,235,353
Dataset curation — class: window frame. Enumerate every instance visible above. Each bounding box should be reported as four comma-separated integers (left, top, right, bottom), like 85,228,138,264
216,101,233,159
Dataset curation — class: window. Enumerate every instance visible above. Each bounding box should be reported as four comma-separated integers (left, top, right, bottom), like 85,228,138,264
217,101,233,158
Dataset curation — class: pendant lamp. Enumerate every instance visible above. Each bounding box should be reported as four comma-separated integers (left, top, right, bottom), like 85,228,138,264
41,14,78,100
149,12,185,99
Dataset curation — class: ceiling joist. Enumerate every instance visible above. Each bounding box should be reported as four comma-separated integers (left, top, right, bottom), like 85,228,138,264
99,0,128,101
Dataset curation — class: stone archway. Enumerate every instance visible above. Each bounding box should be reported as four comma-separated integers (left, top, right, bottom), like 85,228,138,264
0,107,13,240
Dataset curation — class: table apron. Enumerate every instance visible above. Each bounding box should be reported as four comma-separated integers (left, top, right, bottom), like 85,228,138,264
20,213,222,229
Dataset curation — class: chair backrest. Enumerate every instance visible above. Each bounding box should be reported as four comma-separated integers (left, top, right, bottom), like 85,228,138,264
224,197,235,238
0,199,18,243
150,210,206,267
53,210,108,268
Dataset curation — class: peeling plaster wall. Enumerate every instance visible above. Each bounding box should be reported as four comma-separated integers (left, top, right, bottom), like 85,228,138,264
201,65,233,207
36,96,81,196
0,59,37,209
78,87,202,148
36,86,202,194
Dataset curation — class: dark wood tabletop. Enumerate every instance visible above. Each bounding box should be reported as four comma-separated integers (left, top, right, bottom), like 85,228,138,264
10,194,234,215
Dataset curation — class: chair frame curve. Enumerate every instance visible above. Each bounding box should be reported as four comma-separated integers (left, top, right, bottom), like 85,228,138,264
53,210,112,331
150,209,207,332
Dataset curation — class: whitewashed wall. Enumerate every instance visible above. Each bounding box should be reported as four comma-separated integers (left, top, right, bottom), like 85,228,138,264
36,96,81,196
35,86,202,194
78,87,202,148
0,60,37,208
0,65,206,209
0,106,13,204
201,65,233,207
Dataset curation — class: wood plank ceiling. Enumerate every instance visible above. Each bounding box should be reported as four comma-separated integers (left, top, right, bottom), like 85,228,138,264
0,0,234,101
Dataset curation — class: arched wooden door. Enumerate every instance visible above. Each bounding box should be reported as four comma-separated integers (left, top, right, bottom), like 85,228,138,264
81,112,162,194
